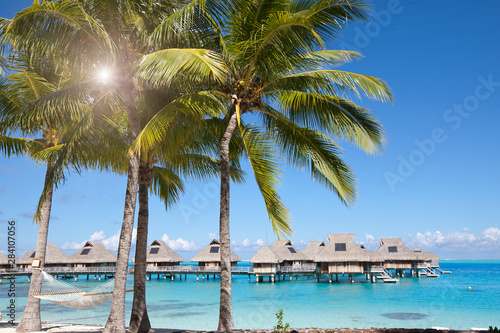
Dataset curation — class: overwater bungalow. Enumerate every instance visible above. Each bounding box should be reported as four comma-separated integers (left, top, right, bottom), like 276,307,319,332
271,240,309,269
374,238,417,276
191,239,241,268
301,241,325,263
67,241,117,268
314,234,374,282
249,244,282,277
0,252,10,271
17,243,70,270
413,248,439,266
411,247,444,276
145,240,184,267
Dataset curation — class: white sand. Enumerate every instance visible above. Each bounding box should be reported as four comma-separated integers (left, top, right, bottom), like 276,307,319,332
0,322,191,333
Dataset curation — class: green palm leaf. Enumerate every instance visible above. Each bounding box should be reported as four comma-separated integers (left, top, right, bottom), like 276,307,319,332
151,166,185,209
137,49,229,87
259,106,357,206
0,136,32,157
274,91,386,154
2,0,115,67
281,70,393,102
132,91,227,155
240,124,291,239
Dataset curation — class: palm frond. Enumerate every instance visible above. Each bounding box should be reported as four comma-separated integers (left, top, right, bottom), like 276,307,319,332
240,124,291,239
3,0,115,68
280,70,393,102
0,136,32,157
292,50,363,71
149,0,216,50
151,165,185,209
294,0,371,42
242,10,321,77
165,153,245,184
137,49,228,87
132,91,227,155
259,106,357,206
274,91,386,154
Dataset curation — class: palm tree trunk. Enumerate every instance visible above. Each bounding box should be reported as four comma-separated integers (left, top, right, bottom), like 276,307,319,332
16,163,54,333
129,163,153,333
104,71,141,333
217,112,238,332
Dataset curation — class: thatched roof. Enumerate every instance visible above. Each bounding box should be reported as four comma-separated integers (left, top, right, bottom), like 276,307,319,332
249,244,282,264
314,234,373,262
271,240,309,261
190,239,241,263
67,241,117,264
17,243,70,265
373,238,418,261
413,248,439,261
0,252,9,265
301,241,325,261
146,240,184,263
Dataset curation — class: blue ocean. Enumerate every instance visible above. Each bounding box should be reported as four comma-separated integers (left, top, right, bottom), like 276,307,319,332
1,261,499,330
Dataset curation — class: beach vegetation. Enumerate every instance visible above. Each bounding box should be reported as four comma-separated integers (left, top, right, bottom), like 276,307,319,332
274,308,291,333
489,327,499,333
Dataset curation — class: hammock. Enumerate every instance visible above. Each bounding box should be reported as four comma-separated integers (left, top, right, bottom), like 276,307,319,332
30,270,131,308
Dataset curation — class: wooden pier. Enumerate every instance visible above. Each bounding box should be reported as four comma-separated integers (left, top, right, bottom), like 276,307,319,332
0,263,448,284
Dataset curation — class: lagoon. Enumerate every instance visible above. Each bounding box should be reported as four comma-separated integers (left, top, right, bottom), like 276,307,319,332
1,261,499,330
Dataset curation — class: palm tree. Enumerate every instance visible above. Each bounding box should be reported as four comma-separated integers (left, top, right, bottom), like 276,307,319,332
0,55,67,333
0,52,121,333
134,0,393,330
129,87,245,333
2,1,229,332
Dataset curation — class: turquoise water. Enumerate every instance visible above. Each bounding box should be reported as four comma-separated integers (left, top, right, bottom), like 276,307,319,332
1,261,499,330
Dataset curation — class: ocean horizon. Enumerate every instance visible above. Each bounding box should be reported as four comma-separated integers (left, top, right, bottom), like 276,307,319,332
1,260,499,330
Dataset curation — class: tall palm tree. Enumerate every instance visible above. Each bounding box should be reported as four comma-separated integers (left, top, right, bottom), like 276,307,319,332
129,87,245,333
0,52,122,333
2,1,229,332
134,0,393,330
0,56,67,333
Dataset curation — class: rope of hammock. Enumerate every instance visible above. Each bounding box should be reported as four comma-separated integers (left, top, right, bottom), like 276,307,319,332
30,270,132,308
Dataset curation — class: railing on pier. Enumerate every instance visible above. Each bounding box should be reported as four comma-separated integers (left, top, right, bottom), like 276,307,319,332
280,264,317,273
368,266,385,273
143,266,254,274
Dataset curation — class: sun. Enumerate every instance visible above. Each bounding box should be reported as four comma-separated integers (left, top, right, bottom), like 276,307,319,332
97,68,112,83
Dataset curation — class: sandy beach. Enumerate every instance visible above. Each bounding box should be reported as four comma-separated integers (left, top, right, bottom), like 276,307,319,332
0,322,490,333
0,322,188,333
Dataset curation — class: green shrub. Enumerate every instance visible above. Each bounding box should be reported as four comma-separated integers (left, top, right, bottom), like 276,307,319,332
274,309,290,333
489,327,498,333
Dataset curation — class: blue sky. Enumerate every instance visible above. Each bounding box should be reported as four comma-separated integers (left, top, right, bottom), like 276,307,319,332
1,0,499,260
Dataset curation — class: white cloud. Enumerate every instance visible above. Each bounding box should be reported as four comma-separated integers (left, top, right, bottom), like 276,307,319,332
208,232,217,239
60,241,86,251
295,240,307,251
161,234,201,251
482,227,500,243
360,233,380,251
89,231,106,241
406,227,500,252
231,238,266,253
60,228,137,252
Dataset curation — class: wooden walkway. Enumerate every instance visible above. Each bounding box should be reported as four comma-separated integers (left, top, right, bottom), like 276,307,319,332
0,264,448,283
